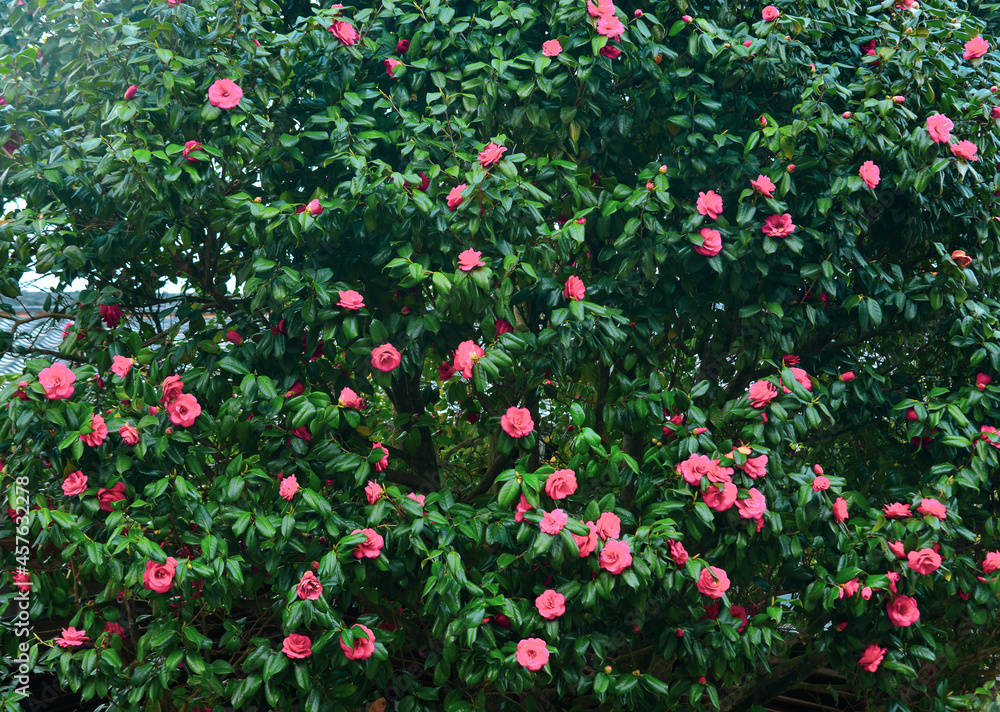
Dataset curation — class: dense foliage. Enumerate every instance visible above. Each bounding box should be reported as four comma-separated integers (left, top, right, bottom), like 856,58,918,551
4,0,1000,710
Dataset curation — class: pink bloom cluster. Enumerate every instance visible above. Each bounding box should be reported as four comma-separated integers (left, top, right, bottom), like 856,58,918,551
587,0,625,39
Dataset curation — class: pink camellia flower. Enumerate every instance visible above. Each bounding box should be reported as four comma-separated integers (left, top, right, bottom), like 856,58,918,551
352,528,385,559
840,371,856,382
365,480,382,505
337,289,364,309
839,578,860,599
407,492,425,507
833,497,849,523
447,183,467,211
696,190,723,219
748,380,778,408
780,367,812,393
981,425,1000,449
124,84,138,100
697,566,731,598
916,497,947,519
977,373,992,390
812,476,831,492
564,275,586,301
907,548,942,575
111,355,133,378
340,625,375,660
544,469,577,500
182,140,203,162
283,633,313,659
328,20,359,45
371,344,401,372
888,541,906,559
842,111,853,119
304,199,323,216
514,494,534,523
207,78,243,109
892,95,905,104
883,502,911,518
500,406,534,438
81,414,109,447
886,571,901,593
384,58,402,76
742,454,768,479
704,482,738,512
951,140,978,161
993,106,1000,120
677,453,716,486
742,39,753,47
167,393,201,427
751,174,775,198
479,142,507,168
38,362,76,400
542,39,562,57
983,551,1000,573
339,387,364,409
540,509,568,535
535,589,566,619
761,5,779,21
143,557,178,593
161,375,184,403
859,161,880,189
595,511,621,541
279,475,299,501
55,627,90,648
296,570,323,600
762,213,796,237
861,586,873,600
926,113,954,143
119,422,139,445
596,13,625,39
61,470,88,497
453,341,485,379
669,540,689,566
457,248,485,272
372,442,389,472
963,36,989,60
97,482,126,511
694,227,722,257
887,595,920,627
572,520,598,556
225,329,243,345
859,643,886,672
735,487,766,519
515,638,549,670
600,539,633,574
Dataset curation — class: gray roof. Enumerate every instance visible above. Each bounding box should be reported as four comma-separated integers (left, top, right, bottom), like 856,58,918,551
1,292,77,377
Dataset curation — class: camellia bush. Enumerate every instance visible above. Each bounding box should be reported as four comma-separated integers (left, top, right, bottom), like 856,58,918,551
5,0,1000,710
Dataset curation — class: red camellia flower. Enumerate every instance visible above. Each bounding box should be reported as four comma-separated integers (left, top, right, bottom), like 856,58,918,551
599,539,633,574
696,190,723,219
81,413,109,447
296,570,323,600
340,624,376,660
100,303,123,328
396,39,410,53
762,213,796,237
384,58,402,77
976,372,992,390
859,643,886,672
55,627,90,648
207,78,243,109
352,528,385,559
119,422,139,445
907,548,942,575
514,494,534,523
500,406,534,437
97,482,126,511
840,371,856,382
167,393,201,427
478,142,507,168
515,638,549,670
563,275,586,301
535,589,566,619
887,595,920,627
495,318,514,337
439,361,456,380
697,566,731,598
544,469,577,500
282,633,312,659
371,344,402,372
883,502,912,518
182,140,203,161
328,20,359,46
38,362,76,400
103,621,125,640
143,556,179,593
